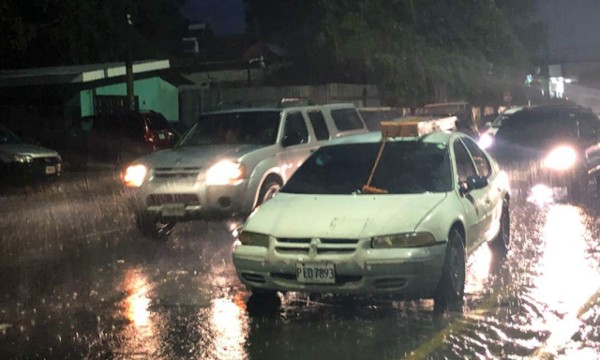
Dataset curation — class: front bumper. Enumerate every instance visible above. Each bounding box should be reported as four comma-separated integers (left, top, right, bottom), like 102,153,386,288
501,161,580,189
2,157,62,181
232,239,447,299
126,177,253,220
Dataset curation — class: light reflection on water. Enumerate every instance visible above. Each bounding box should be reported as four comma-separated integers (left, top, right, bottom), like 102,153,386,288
529,205,600,357
207,296,249,360
116,268,160,358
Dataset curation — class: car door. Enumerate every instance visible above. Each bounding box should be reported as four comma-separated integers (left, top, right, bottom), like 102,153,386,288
278,111,317,182
452,138,487,250
461,137,500,243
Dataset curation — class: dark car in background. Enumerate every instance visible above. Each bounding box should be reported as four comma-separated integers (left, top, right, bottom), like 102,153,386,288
0,123,62,184
63,111,180,169
358,107,405,131
479,105,600,200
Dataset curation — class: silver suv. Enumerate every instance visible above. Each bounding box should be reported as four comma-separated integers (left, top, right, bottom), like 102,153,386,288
123,103,369,239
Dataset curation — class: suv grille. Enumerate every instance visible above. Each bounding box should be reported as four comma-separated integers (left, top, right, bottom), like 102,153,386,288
274,237,359,255
153,167,201,180
146,194,200,206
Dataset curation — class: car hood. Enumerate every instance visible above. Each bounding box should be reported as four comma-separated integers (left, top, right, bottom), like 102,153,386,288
138,144,264,167
0,143,60,158
244,192,448,238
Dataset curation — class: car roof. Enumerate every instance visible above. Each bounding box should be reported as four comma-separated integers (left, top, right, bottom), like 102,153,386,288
202,103,358,116
510,104,592,115
325,130,459,147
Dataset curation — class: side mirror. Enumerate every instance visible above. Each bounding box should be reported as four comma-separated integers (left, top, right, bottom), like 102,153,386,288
459,174,488,195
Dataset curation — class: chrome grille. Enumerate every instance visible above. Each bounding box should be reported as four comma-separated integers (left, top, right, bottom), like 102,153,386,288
274,237,359,255
153,167,201,180
146,194,200,206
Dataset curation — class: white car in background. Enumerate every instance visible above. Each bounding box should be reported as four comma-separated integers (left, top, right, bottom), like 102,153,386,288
232,119,510,311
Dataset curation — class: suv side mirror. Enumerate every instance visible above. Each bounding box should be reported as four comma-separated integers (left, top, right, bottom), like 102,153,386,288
460,174,488,194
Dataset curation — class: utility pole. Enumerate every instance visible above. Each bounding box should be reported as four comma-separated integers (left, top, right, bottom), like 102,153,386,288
126,13,135,111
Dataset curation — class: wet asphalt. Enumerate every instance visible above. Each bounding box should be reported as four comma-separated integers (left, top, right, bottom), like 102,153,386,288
0,169,599,359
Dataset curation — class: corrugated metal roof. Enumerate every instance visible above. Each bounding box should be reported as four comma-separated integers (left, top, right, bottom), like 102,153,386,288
0,60,169,87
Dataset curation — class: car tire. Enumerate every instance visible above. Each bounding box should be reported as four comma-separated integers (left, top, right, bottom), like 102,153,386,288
433,229,466,314
257,176,282,206
246,289,281,316
136,213,176,241
489,199,510,255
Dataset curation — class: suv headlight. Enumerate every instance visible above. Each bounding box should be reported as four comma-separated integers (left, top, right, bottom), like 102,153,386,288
13,154,33,163
542,146,577,171
238,231,269,247
372,232,436,248
206,160,246,185
123,164,148,187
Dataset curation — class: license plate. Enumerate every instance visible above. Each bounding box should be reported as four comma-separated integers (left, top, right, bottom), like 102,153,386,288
158,133,166,140
161,203,186,217
296,263,335,284
45,166,56,174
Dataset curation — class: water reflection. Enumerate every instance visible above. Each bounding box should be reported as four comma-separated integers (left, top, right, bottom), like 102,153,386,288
207,296,249,360
116,268,159,358
530,205,600,357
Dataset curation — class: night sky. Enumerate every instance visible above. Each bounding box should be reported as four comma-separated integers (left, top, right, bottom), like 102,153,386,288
181,0,246,35
538,0,600,62
180,0,600,63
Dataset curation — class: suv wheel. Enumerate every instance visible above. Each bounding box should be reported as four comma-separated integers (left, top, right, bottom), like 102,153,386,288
257,176,282,206
136,213,176,241
434,229,466,314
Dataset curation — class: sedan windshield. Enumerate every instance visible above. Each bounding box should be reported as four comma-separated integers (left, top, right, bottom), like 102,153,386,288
178,111,280,146
0,125,23,145
283,141,452,195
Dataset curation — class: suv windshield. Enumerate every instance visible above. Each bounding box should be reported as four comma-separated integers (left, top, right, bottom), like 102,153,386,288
0,125,23,145
495,111,579,145
178,111,281,146
282,142,452,195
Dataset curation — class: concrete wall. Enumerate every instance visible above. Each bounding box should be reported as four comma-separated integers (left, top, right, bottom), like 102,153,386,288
179,83,380,126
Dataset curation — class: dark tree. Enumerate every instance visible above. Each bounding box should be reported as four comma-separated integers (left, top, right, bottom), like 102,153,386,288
0,0,187,69
244,0,543,105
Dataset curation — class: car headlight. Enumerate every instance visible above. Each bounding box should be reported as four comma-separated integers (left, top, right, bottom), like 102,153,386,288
13,154,33,163
205,160,246,185
371,232,436,248
238,231,269,247
542,146,577,171
478,133,494,150
123,164,148,187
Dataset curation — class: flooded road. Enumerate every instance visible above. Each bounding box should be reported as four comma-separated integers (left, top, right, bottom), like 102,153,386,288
0,170,599,359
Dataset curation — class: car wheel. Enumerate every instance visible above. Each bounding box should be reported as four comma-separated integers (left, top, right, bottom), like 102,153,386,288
489,200,510,255
247,289,281,312
434,229,466,314
136,213,176,241
257,176,282,206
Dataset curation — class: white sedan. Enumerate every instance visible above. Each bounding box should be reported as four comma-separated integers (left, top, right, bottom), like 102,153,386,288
232,124,510,311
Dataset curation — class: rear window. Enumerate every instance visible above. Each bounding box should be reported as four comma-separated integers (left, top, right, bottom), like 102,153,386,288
330,108,365,131
282,142,452,195
145,112,170,130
